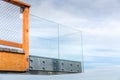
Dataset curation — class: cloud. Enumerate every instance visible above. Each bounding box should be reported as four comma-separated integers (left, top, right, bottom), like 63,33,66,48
52,0,120,20
84,56,120,71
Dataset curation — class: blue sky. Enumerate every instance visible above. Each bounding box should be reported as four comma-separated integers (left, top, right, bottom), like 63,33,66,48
1,0,120,80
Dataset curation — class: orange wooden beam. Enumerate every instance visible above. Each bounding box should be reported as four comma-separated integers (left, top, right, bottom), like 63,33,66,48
22,7,30,70
22,7,29,54
3,0,31,7
0,40,22,48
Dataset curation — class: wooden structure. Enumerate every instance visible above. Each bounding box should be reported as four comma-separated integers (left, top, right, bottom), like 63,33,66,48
0,0,30,72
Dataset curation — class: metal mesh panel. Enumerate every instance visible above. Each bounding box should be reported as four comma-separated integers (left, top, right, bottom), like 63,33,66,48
0,1,22,43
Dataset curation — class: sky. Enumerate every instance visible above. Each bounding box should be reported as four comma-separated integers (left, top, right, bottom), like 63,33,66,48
1,0,120,80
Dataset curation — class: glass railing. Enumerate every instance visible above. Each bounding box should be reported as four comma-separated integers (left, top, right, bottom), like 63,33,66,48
30,15,59,58
29,15,83,63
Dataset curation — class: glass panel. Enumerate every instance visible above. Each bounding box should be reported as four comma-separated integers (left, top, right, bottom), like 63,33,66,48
59,25,83,62
21,0,83,67
29,15,59,58
29,15,83,61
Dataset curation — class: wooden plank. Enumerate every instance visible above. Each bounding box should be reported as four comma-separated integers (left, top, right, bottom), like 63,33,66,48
0,52,27,71
3,0,31,7
0,40,22,48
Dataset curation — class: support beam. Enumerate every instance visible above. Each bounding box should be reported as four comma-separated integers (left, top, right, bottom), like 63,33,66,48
3,0,30,7
29,56,82,73
0,40,22,48
22,5,30,70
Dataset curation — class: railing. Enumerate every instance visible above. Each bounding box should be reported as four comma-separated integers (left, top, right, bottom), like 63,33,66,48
0,0,30,71
0,0,83,72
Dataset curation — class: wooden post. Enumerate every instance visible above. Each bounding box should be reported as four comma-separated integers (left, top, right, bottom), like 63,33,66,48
22,7,30,70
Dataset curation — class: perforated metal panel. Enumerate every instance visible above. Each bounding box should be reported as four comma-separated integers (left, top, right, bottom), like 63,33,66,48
29,56,82,73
